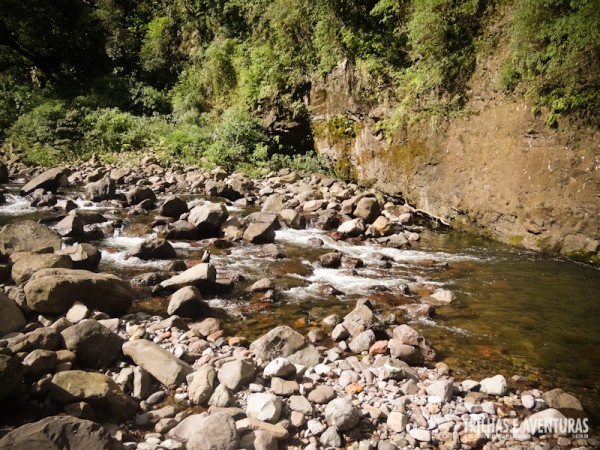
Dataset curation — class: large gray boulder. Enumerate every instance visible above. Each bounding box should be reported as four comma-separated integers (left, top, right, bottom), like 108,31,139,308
61,319,123,369
262,194,284,214
11,253,73,285
160,195,189,218
24,268,132,314
188,202,229,235
122,339,192,388
167,286,208,318
20,167,69,196
159,263,216,291
0,416,125,450
187,412,239,450
57,243,102,271
243,223,276,244
353,196,381,223
85,176,116,201
249,326,307,363
0,293,26,337
128,238,177,260
49,370,137,422
0,221,61,255
126,186,156,206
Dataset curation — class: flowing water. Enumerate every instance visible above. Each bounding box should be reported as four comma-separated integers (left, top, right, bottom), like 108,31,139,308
1,186,599,424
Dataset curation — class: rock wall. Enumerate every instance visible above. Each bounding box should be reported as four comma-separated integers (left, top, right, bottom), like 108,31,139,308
310,62,600,257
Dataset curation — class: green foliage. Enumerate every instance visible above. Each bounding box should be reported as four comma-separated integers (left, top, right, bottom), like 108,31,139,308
508,0,600,124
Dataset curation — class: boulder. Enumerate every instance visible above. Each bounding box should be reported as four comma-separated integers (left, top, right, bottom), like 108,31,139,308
519,408,567,434
337,218,366,237
165,220,200,240
388,341,423,365
0,293,26,336
542,388,583,411
129,238,177,260
246,393,282,423
263,357,296,379
188,202,229,235
188,365,216,405
0,221,61,255
0,416,124,450
57,243,101,271
324,397,360,431
60,319,123,369
20,167,69,196
342,300,378,337
426,379,453,403
221,216,246,241
319,251,342,268
55,215,84,237
50,370,137,422
24,268,132,314
217,358,255,391
249,326,307,363
85,176,116,201
348,329,376,353
479,374,507,396
239,430,278,450
391,324,437,362
159,263,217,291
187,412,238,450
11,253,73,285
126,186,156,206
22,349,57,379
160,195,189,218
279,209,306,229
5,327,61,353
243,223,276,244
262,194,285,214
122,339,192,388
0,162,8,183
0,355,23,401
353,197,381,223
167,286,208,318
168,414,206,442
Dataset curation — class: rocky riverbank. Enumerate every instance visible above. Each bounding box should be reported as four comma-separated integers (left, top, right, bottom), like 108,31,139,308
0,159,596,449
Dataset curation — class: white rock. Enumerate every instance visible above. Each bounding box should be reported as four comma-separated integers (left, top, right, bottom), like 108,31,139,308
479,374,507,396
409,428,431,442
263,357,296,379
246,393,282,423
387,412,408,432
431,289,455,303
425,379,453,403
521,394,535,409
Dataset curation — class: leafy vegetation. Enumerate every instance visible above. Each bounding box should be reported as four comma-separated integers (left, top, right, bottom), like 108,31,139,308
0,0,597,169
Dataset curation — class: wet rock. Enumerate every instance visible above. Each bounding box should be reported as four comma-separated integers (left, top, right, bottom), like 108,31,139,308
61,319,123,369
50,370,137,422
56,215,84,237
122,339,193,388
57,243,101,271
0,416,124,450
0,220,61,255
542,388,583,411
337,218,366,237
430,288,455,303
324,397,360,431
246,393,282,423
249,326,307,363
247,278,273,293
189,364,216,405
404,304,435,319
315,210,340,230
126,186,157,206
129,238,177,260
167,286,208,318
25,268,132,314
187,412,238,450
319,251,342,268
188,202,229,235
20,167,69,196
279,209,306,229
159,263,217,291
165,220,200,240
85,176,116,201
239,430,278,450
243,222,276,244
11,253,73,285
160,196,189,218
0,355,23,401
479,374,507,396
218,358,255,391
353,197,381,223
0,293,26,336
0,163,8,183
